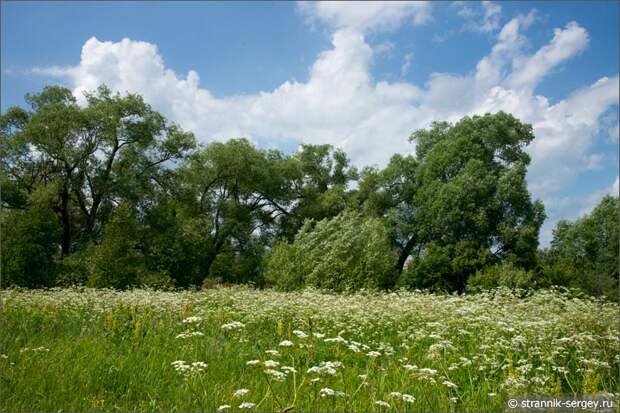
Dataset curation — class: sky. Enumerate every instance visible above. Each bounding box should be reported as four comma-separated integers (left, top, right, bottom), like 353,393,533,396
2,1,619,246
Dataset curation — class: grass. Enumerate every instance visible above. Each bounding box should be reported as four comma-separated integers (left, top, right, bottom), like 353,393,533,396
1,286,618,412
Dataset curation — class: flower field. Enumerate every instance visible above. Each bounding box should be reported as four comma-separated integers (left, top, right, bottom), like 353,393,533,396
1,287,618,412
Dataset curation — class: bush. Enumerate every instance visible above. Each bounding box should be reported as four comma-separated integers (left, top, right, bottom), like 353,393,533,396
1,207,60,287
467,262,540,291
265,210,396,292
88,202,143,289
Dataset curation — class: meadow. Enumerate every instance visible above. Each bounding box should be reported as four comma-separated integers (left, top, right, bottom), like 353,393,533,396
1,287,618,412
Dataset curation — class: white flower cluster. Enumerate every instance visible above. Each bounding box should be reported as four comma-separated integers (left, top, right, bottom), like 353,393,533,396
233,388,249,398
221,321,245,331
170,360,207,378
182,316,202,324
292,330,308,339
319,387,347,398
307,360,343,376
175,330,204,339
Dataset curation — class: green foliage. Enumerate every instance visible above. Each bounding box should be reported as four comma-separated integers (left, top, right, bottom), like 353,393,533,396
541,196,619,300
4,85,611,295
467,262,540,291
402,112,545,291
88,202,143,289
266,211,396,292
1,207,61,287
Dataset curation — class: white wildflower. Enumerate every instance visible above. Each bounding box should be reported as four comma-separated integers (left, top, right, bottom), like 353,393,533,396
264,360,280,368
238,402,255,409
293,330,308,339
279,340,294,347
402,394,415,403
221,321,245,331
233,389,249,398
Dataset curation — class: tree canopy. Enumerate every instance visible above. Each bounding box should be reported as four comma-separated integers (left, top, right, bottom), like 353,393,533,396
2,85,615,299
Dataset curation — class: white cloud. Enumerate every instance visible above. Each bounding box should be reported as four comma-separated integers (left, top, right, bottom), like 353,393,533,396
401,52,414,77
507,21,589,91
297,1,432,33
31,6,618,245
455,1,502,33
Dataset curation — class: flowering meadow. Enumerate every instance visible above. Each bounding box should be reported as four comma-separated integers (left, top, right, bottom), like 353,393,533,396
1,287,618,412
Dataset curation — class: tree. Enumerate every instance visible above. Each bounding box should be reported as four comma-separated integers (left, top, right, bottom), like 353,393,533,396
541,195,619,300
276,144,358,241
357,153,418,284
1,86,195,257
381,112,545,291
266,210,396,292
1,205,61,287
166,139,295,285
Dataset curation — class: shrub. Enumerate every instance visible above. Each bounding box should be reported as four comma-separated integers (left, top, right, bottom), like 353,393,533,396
88,202,143,289
265,210,396,292
1,207,60,287
467,262,539,291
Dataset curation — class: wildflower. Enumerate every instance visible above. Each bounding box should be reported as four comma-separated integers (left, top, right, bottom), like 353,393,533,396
221,321,245,331
265,349,280,356
324,336,347,344
265,369,286,381
293,330,308,339
182,316,202,324
313,332,325,338
390,392,402,398
264,360,279,368
403,364,418,370
375,401,390,408
348,344,361,352
488,393,497,397
217,405,231,411
443,380,458,389
279,340,294,347
367,351,381,358
320,387,335,397
176,330,204,339
319,387,347,397
402,394,415,403
281,366,297,374
246,360,261,366
233,389,249,398
239,402,256,409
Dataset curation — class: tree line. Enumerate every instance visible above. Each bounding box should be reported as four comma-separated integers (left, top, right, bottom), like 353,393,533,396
1,86,618,299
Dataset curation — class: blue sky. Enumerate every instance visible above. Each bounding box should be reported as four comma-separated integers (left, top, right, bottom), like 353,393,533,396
2,1,619,245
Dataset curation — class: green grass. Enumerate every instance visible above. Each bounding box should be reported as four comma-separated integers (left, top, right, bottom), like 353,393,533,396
1,287,618,412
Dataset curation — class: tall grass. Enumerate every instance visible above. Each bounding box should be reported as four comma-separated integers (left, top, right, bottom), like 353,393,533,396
1,287,618,412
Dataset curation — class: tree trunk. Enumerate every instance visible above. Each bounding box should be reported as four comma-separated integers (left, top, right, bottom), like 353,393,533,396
395,235,417,275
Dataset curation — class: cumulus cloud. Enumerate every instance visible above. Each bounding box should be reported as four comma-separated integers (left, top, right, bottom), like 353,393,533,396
31,4,618,244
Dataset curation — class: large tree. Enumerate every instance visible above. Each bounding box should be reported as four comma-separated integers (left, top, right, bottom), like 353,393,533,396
360,112,545,291
1,86,195,257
